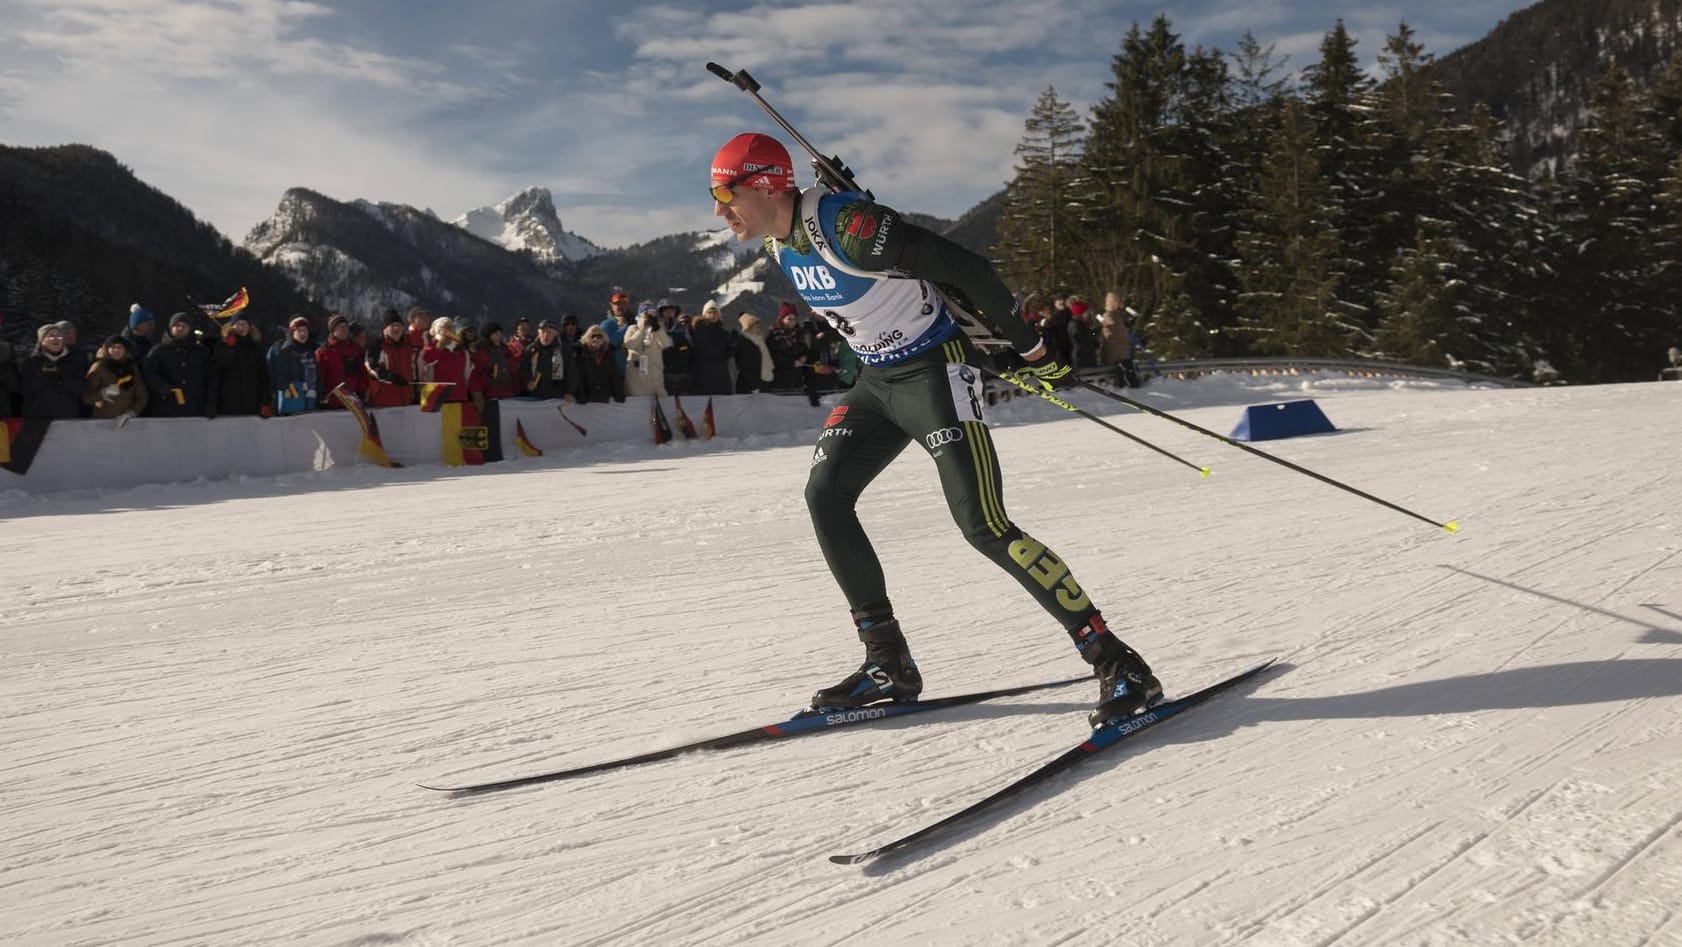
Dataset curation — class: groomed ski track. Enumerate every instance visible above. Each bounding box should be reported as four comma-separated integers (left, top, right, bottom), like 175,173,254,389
4,375,1680,946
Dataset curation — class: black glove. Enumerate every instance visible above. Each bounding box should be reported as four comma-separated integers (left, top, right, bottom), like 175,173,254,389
1010,348,1074,393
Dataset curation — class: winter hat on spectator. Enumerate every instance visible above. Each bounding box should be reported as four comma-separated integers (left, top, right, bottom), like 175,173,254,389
102,334,128,352
481,321,503,339
656,297,677,313
610,291,629,305
37,324,63,343
701,299,721,315
637,301,656,316
168,311,195,329
347,321,365,338
128,304,155,330
288,315,311,332
514,316,531,328
711,133,796,193
382,308,403,327
327,313,349,334
537,319,557,331
1068,299,1090,318
777,301,798,319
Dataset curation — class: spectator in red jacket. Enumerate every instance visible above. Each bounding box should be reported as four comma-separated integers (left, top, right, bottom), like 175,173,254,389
472,321,518,401
406,308,432,349
420,316,484,409
315,313,367,406
365,309,418,407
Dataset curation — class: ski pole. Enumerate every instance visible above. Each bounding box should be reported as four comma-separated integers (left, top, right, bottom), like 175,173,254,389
1074,378,1460,533
985,368,1211,478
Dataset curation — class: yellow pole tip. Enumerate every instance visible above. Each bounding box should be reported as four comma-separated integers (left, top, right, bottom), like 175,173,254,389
1200,467,1212,479
1444,521,1461,534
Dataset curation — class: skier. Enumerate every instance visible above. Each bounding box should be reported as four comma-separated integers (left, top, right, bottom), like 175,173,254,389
709,132,1161,726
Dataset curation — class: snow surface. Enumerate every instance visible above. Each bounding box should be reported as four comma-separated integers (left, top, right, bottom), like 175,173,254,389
4,375,1681,946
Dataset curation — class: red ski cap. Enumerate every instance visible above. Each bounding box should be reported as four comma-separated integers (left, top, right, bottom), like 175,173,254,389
710,133,796,193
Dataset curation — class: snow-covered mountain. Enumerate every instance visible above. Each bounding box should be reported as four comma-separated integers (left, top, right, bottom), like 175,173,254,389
449,186,603,264
244,187,569,321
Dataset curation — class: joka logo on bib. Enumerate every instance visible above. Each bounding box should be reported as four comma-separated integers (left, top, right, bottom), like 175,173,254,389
788,265,837,291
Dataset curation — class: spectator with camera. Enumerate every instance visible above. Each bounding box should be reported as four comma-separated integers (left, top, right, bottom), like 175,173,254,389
623,301,672,397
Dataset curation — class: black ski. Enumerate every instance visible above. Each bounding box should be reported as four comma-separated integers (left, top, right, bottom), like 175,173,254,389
422,675,1087,795
828,659,1276,865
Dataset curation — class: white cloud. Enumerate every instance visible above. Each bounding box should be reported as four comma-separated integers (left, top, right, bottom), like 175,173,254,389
0,0,1541,251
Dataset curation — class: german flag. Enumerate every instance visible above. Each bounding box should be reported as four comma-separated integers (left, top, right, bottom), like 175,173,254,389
1,417,51,476
651,397,673,445
418,382,451,413
330,386,402,468
515,419,542,457
441,399,503,466
200,287,250,321
702,397,716,440
673,396,699,440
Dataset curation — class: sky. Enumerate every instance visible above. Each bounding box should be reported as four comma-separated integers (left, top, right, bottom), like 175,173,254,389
0,0,1539,250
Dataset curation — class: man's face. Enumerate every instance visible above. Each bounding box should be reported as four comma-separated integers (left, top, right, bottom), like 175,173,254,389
385,323,403,339
135,321,154,338
229,319,250,336
332,324,349,341
169,321,191,339
714,184,782,242
40,331,64,351
108,342,128,360
410,316,428,331
539,327,558,344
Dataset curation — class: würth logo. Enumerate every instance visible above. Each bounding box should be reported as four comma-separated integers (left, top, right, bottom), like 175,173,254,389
824,405,849,428
845,214,878,240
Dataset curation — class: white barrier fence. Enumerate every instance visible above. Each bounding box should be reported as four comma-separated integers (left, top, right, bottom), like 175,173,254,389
5,395,834,496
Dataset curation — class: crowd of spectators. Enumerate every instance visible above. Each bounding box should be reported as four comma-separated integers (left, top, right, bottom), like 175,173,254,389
0,288,1172,423
1018,291,1147,389
0,291,868,422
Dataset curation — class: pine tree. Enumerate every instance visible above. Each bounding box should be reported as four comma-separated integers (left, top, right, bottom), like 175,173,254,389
998,87,1087,293
1300,21,1384,343
1556,64,1676,381
1423,101,1553,378
1233,98,1360,356
1374,223,1473,366
1079,16,1234,358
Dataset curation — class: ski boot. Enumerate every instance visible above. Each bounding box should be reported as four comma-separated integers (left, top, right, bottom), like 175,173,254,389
1071,614,1163,728
809,608,924,711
